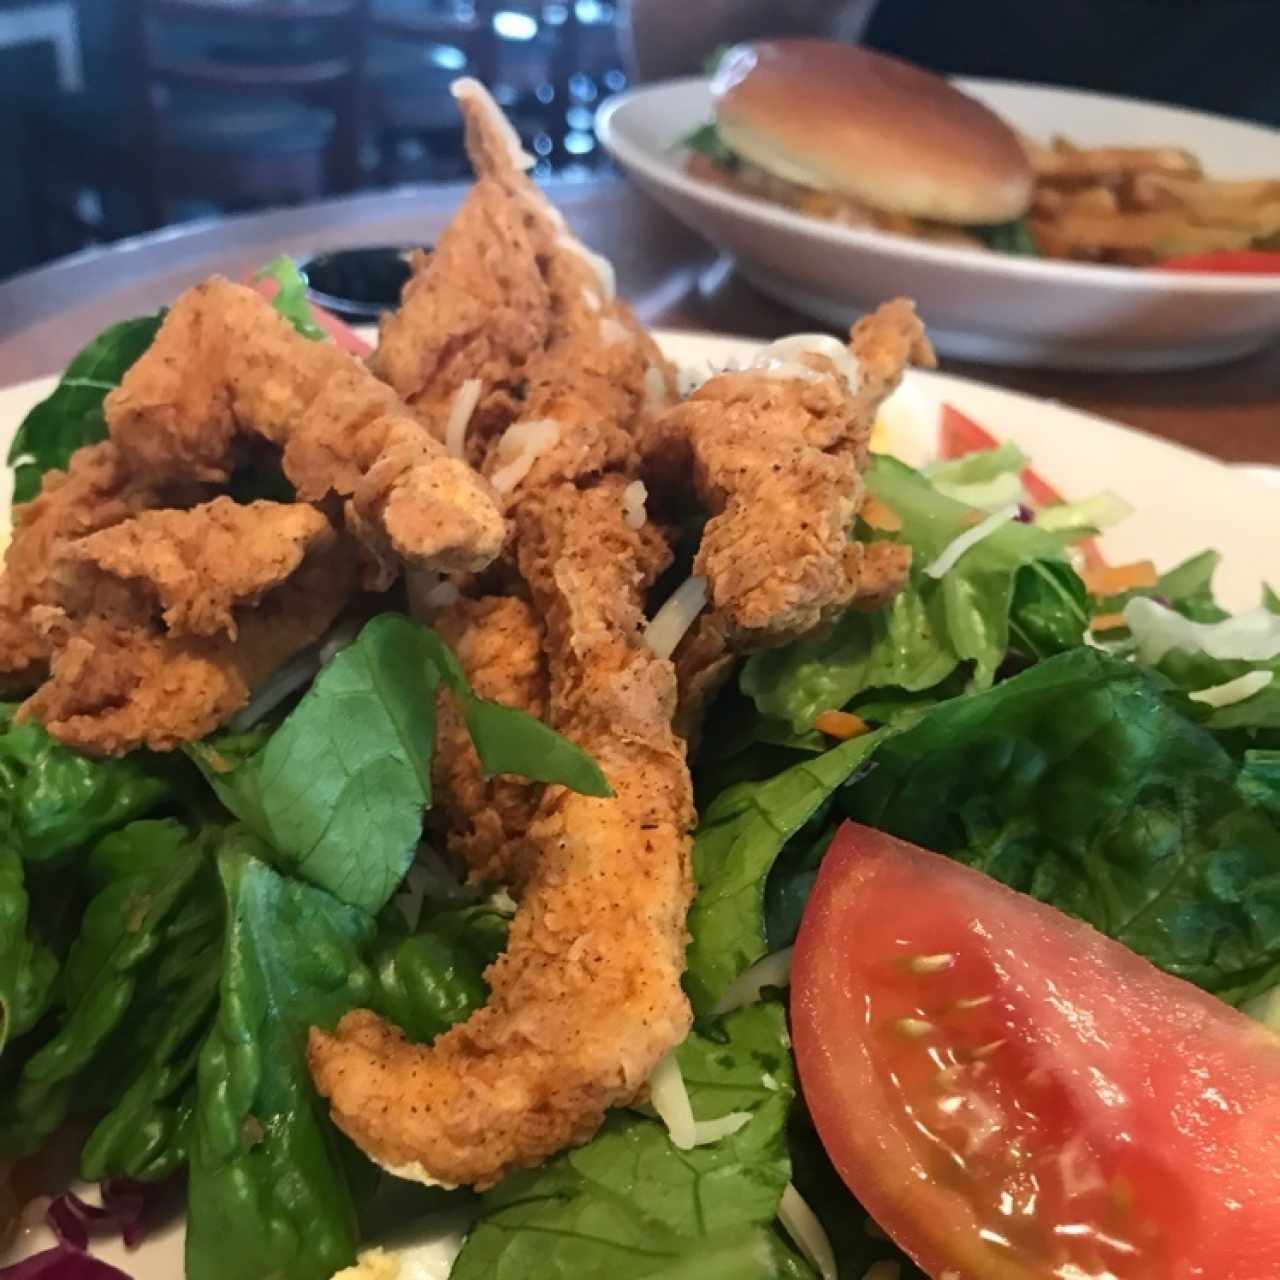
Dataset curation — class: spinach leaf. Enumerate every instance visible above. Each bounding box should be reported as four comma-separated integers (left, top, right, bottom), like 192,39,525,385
7,314,163,504
972,217,1039,256
0,705,173,863
0,846,58,1056
1008,559,1091,661
77,823,224,1183
685,732,884,1018
186,829,377,1280
0,820,216,1159
256,255,327,341
742,457,1078,733
453,1002,807,1279
842,647,1280,1004
368,912,501,1044
190,615,606,915
1149,648,1280,741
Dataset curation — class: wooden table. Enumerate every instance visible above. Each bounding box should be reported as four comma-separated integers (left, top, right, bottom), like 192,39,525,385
2,176,1278,464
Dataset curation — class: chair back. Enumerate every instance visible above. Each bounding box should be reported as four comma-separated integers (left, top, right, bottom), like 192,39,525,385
124,0,372,214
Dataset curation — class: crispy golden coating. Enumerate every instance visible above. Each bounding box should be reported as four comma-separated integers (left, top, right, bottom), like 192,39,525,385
309,479,693,1188
653,300,930,648
105,277,505,585
371,188,552,458
21,514,357,755
58,497,332,640
374,80,676,502
0,441,203,689
430,595,547,887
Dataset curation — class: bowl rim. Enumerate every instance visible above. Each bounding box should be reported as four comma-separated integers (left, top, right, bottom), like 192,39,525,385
596,75,1280,298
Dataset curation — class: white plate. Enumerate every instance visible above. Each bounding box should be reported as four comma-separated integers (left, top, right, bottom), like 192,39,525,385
1,329,1276,1278
597,79,1280,371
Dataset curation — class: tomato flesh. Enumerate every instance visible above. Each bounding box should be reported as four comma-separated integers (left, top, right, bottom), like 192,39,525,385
1158,250,1280,274
792,821,1280,1280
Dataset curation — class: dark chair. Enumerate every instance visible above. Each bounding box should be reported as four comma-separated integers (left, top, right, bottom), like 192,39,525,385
32,0,370,248
363,0,495,183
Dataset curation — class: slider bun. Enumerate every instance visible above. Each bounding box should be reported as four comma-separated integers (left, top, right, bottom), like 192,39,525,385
712,40,1034,225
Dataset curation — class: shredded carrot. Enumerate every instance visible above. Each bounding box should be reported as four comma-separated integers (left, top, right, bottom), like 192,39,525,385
1090,611,1128,633
1083,559,1157,598
860,495,903,532
815,710,870,740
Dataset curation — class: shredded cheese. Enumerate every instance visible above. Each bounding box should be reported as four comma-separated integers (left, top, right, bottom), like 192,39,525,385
648,1052,752,1149
714,947,794,1015
647,1051,696,1150
779,1184,839,1280
330,1248,401,1280
643,575,708,659
1089,611,1128,633
489,419,561,495
643,364,670,412
622,479,649,530
599,315,630,346
1125,597,1280,665
1188,669,1274,708
751,333,860,389
924,504,1020,579
444,378,482,459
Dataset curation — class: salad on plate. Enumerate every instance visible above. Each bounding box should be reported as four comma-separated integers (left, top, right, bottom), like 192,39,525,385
2,79,1280,1280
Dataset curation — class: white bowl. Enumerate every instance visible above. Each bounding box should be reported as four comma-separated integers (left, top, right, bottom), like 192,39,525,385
597,78,1280,371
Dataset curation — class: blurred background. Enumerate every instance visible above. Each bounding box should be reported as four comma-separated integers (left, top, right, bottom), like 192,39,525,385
0,0,631,281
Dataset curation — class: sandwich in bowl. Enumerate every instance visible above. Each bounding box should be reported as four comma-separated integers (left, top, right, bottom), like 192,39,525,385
686,38,1036,250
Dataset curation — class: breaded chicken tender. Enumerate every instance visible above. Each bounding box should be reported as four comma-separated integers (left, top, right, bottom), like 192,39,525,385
105,277,506,586
653,301,932,647
58,497,332,639
309,479,694,1188
0,441,205,689
22,507,357,755
430,595,548,887
374,79,676,503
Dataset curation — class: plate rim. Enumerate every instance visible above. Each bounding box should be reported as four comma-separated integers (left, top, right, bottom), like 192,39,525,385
596,76,1280,296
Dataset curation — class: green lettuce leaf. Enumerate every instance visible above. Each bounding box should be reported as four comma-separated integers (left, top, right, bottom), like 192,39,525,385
681,121,738,168
189,615,606,915
742,456,1080,734
685,731,884,1018
842,647,1280,1004
0,819,217,1159
0,705,173,863
256,256,326,341
972,217,1039,256
1153,648,1280,739
0,846,58,1057
7,314,163,504
186,830,377,1280
1095,550,1230,638
453,1001,807,1279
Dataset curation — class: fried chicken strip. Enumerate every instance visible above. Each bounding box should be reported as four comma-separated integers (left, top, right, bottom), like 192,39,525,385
0,441,205,689
105,277,505,586
430,595,548,887
653,301,932,646
21,503,357,755
57,496,333,639
309,479,694,1188
374,79,676,501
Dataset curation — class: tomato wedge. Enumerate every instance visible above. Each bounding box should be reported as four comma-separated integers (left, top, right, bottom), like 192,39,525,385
939,404,1106,573
1158,249,1280,274
247,273,373,356
792,821,1280,1280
